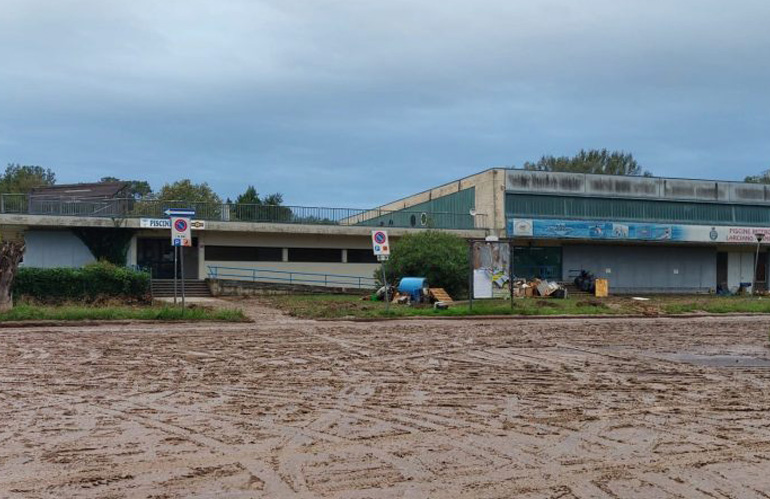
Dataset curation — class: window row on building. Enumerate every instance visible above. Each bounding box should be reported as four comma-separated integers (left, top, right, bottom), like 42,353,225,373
205,246,378,263
507,194,770,226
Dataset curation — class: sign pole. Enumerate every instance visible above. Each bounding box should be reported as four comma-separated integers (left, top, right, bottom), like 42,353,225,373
173,246,178,305
371,230,391,312
468,241,474,311
381,258,389,312
510,242,515,310
167,208,195,310
180,246,186,310
753,233,764,295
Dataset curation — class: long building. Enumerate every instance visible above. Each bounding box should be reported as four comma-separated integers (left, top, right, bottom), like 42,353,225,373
3,169,770,294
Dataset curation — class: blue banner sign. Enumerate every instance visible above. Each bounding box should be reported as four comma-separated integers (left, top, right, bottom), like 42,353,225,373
508,218,770,244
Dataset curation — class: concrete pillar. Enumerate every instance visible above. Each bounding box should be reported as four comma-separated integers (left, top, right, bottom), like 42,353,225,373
282,248,289,262
342,249,348,263
197,233,206,280
127,234,138,267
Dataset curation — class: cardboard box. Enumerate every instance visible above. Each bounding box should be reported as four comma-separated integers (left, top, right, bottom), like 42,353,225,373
595,278,609,297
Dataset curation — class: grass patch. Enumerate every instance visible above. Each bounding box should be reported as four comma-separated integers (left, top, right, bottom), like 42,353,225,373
263,294,624,319
0,304,247,322
265,293,770,319
662,297,770,315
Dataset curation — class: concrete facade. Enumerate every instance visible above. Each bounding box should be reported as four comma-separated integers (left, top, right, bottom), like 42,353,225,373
562,244,717,294
2,213,486,287
368,169,505,232
7,168,770,294
22,230,95,268
503,170,770,293
193,231,380,284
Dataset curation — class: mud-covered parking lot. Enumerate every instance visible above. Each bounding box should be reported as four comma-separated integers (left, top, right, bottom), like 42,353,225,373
2,306,770,498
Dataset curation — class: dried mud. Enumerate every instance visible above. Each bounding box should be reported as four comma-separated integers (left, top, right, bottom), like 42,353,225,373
1,301,770,498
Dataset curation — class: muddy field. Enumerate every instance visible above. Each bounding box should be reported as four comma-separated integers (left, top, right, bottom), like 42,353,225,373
2,303,770,498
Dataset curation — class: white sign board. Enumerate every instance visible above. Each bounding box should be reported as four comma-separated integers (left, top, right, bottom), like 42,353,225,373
171,217,192,247
141,218,206,230
371,230,390,256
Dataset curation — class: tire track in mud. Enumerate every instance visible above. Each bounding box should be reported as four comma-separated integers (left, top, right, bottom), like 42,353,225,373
1,313,770,497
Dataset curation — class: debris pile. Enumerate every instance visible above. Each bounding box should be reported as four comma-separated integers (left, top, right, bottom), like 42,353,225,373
366,279,455,307
512,278,567,298
574,270,596,293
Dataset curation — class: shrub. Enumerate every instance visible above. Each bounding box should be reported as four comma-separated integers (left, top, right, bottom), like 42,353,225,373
375,231,469,298
13,261,151,303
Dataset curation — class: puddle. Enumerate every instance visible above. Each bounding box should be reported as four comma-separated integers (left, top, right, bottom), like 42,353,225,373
663,353,770,368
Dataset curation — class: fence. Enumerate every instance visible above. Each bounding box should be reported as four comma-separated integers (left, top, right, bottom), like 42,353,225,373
0,193,488,230
207,265,378,289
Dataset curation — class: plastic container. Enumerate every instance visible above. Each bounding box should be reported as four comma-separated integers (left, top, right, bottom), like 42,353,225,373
398,277,428,302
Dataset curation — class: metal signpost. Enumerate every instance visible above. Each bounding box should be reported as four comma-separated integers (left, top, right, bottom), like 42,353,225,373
754,232,765,295
371,230,391,312
166,208,195,309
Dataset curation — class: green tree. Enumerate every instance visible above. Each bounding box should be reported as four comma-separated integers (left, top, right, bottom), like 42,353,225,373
234,185,285,206
232,186,291,222
262,193,284,206
0,164,56,193
744,170,770,184
156,179,221,204
129,179,222,218
523,149,651,176
236,185,261,205
376,231,469,298
100,176,152,199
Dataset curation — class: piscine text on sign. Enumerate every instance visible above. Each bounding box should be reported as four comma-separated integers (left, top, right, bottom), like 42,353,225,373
140,218,206,230
171,217,192,247
371,230,390,256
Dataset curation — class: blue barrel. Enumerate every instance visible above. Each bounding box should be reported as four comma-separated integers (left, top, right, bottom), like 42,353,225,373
398,277,428,302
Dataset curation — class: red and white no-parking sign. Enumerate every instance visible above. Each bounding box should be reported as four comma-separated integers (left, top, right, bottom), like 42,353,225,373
171,217,192,247
371,230,390,256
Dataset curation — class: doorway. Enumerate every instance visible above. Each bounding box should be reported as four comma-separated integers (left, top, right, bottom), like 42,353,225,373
137,237,198,279
716,252,728,292
756,251,767,293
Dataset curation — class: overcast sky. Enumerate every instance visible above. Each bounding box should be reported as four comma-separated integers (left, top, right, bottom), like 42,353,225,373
1,0,769,206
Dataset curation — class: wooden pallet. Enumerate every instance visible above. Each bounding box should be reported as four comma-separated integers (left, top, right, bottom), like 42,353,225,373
429,288,453,303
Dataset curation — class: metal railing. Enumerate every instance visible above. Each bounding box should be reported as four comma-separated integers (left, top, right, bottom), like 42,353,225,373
0,193,488,230
207,265,378,289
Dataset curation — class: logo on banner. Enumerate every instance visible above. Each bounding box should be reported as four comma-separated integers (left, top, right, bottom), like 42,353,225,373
513,219,533,236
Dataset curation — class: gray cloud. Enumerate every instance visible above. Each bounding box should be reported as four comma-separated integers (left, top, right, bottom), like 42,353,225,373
1,0,769,206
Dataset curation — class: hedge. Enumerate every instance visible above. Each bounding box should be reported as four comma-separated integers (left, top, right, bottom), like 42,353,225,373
13,262,151,303
375,230,469,298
